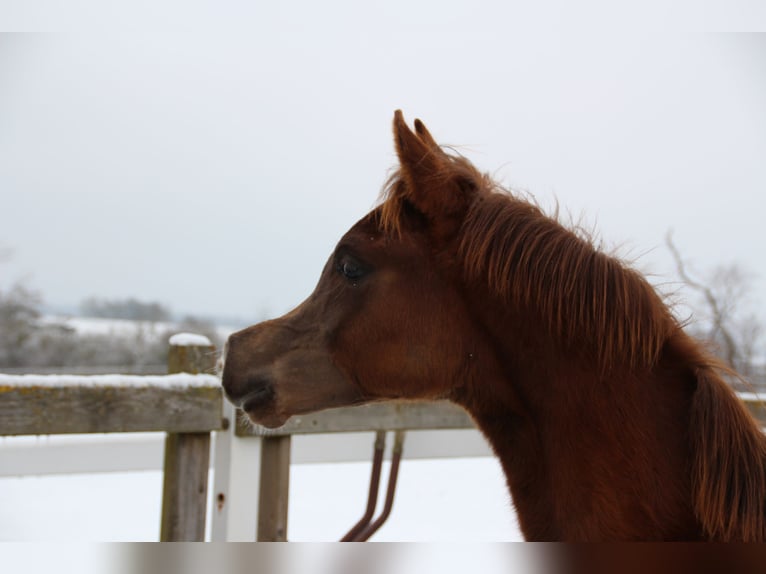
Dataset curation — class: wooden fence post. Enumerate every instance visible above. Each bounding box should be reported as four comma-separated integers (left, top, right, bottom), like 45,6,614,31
257,435,292,541
160,333,216,542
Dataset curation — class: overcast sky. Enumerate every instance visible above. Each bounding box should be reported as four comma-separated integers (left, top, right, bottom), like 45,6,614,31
1,9,765,326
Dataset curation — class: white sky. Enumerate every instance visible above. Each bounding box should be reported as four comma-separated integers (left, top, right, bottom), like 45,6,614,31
1,8,765,325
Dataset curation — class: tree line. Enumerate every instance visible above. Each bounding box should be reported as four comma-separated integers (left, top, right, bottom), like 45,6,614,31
0,287,223,371
79,296,172,322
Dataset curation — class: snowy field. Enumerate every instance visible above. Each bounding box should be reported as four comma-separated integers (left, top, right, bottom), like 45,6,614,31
40,314,238,346
0,452,520,542
1,434,523,572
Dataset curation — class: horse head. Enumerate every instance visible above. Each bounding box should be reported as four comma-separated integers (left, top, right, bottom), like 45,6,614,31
222,111,493,428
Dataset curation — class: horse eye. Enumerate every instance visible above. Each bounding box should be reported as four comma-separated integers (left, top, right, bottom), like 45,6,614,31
338,259,365,281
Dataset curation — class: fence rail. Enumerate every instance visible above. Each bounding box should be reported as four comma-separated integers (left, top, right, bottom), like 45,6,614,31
236,400,475,436
0,373,222,436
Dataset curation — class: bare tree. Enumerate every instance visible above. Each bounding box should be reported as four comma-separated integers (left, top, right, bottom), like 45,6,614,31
666,232,763,377
0,283,42,367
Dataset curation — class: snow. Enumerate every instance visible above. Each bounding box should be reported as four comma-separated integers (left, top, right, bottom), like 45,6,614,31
169,332,213,347
0,457,520,542
288,457,520,542
0,373,220,388
40,315,176,337
39,315,237,344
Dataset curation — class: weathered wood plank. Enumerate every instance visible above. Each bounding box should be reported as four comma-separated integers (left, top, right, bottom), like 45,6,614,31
160,432,211,541
257,435,292,541
237,400,476,437
236,395,766,437
160,340,218,541
0,375,223,436
5,377,758,439
167,338,216,375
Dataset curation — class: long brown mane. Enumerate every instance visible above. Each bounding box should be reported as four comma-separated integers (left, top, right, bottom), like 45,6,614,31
378,152,766,541
459,191,674,374
381,166,673,373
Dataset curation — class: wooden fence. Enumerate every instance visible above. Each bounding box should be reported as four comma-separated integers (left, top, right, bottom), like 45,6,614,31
2,337,766,541
0,336,482,541
0,338,222,541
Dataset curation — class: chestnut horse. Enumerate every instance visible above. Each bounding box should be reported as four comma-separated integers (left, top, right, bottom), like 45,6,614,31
222,111,766,541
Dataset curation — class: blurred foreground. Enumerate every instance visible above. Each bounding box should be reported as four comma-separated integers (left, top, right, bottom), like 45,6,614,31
5,543,766,574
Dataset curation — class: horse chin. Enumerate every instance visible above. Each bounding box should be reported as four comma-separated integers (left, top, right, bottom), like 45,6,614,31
241,394,290,429
247,413,290,430
243,408,290,430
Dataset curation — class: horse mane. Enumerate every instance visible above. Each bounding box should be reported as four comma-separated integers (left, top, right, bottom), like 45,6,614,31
690,356,766,541
380,163,677,374
377,152,766,541
459,190,678,373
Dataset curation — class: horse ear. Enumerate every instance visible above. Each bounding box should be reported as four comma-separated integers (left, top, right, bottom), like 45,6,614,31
413,118,443,155
392,111,477,238
393,110,441,185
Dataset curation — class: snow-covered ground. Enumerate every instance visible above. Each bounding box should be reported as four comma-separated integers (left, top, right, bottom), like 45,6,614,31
39,314,238,344
39,315,177,338
0,456,520,542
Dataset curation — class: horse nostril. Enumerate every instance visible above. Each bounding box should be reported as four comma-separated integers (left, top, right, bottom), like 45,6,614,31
221,371,275,408
241,381,276,411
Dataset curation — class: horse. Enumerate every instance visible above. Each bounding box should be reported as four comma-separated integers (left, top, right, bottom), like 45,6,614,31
221,111,766,541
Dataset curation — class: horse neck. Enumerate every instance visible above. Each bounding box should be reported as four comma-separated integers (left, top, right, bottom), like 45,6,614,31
456,303,701,540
